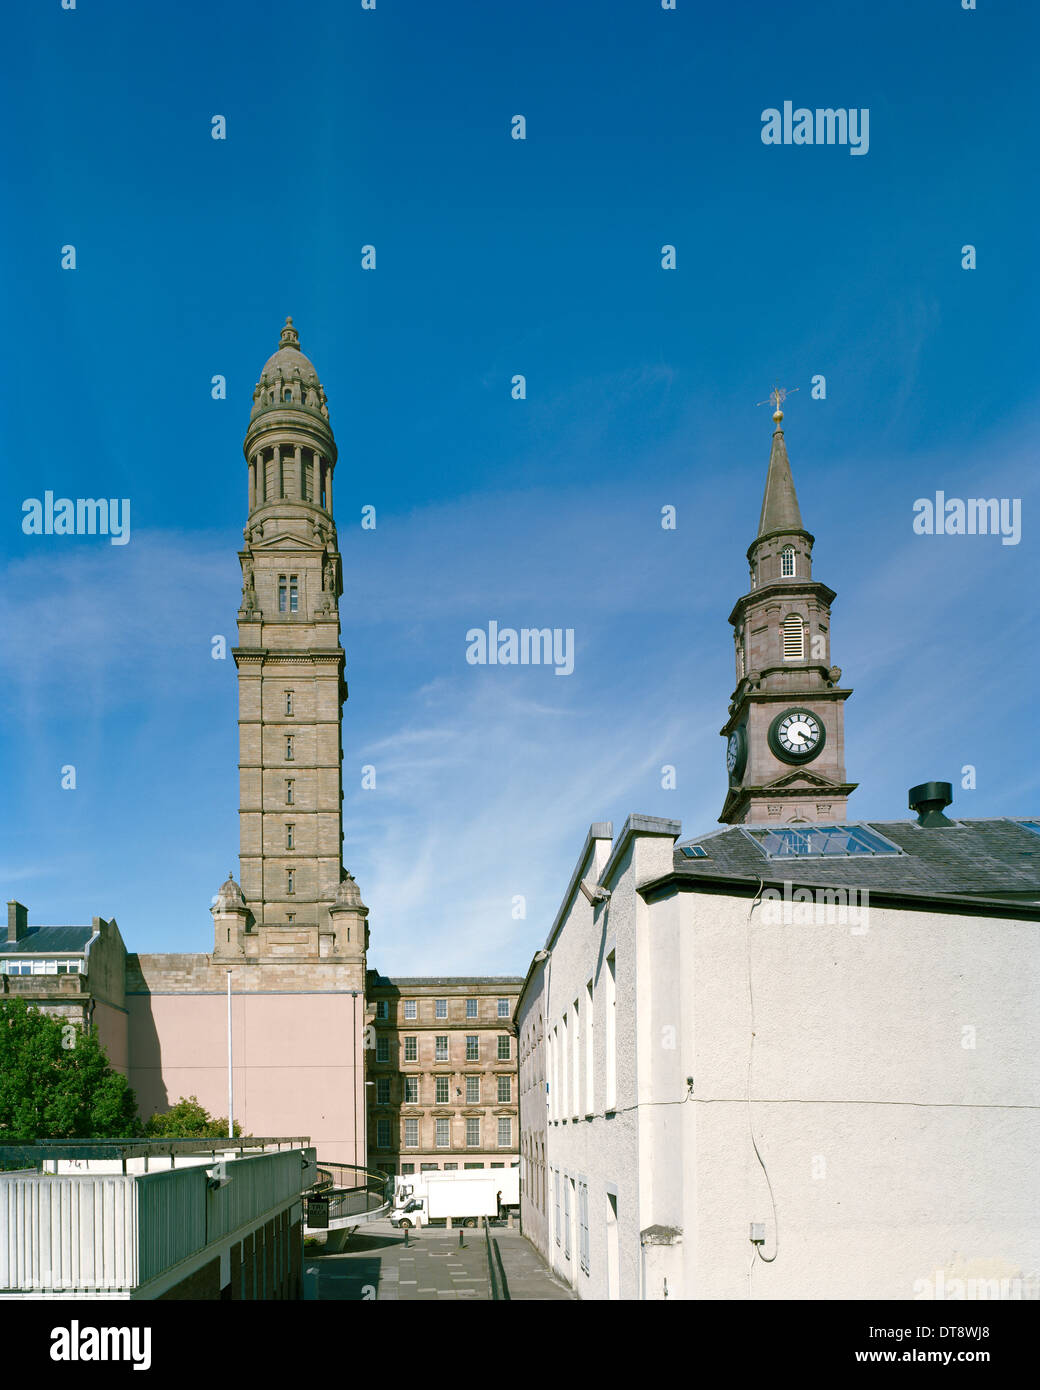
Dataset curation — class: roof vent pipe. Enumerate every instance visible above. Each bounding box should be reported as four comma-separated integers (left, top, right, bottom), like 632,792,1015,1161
908,781,954,827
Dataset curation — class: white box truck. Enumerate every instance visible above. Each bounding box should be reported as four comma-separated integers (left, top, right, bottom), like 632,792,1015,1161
390,1167,520,1230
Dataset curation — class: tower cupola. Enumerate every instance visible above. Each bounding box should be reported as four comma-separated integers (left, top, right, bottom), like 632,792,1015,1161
243,317,337,521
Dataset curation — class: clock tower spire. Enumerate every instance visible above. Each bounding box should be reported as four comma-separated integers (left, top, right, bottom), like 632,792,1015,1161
719,400,856,824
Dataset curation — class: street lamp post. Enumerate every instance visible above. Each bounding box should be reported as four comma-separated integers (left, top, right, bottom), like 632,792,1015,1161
227,970,234,1140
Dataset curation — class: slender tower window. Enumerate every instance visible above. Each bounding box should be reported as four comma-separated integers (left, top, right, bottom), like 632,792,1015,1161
286,823,295,850
289,575,299,613
285,735,294,760
781,613,805,660
286,870,295,895
278,576,287,613
750,563,758,590
781,546,796,577
285,690,294,716
285,779,295,805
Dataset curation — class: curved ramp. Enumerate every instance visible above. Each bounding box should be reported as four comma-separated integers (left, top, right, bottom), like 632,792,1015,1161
304,1160,391,1236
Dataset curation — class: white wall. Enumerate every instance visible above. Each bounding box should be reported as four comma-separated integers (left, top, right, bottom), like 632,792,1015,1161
538,823,676,1299
517,957,549,1255
648,888,1040,1299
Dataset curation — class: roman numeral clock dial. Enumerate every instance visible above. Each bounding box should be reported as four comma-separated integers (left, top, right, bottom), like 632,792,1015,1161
726,724,748,782
768,708,826,764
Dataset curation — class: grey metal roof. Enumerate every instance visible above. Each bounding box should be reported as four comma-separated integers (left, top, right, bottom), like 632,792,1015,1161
0,926,93,955
650,819,1040,905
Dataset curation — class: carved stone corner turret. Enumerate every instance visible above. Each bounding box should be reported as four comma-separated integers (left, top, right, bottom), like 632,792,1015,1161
328,871,369,957
211,871,252,959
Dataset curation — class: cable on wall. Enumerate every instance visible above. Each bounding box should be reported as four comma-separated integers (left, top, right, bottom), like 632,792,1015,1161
745,876,779,1264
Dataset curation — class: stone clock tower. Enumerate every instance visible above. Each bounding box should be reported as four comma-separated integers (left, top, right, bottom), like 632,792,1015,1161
719,400,856,824
213,317,369,965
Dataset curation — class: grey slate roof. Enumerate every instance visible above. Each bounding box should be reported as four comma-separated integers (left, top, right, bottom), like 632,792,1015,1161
368,975,524,989
0,926,93,955
649,819,1040,905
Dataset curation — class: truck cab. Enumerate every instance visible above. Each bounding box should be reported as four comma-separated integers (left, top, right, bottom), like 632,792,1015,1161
390,1196,428,1230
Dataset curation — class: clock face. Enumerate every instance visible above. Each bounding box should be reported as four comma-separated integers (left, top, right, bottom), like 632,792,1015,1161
777,711,820,753
726,725,747,781
768,708,826,764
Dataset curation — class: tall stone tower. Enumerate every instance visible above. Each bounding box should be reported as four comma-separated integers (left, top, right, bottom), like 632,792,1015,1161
212,317,369,966
123,320,373,1166
719,400,856,824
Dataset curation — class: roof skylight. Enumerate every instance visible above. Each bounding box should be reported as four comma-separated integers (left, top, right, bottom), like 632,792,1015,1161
742,824,903,859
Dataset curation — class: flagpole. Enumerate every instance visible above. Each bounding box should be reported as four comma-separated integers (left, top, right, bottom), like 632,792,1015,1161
227,969,234,1140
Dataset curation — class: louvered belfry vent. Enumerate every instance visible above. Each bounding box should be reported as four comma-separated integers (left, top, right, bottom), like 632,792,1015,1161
782,614,804,660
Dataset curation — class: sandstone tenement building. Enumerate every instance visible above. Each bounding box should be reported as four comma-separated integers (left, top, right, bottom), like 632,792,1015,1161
366,975,523,1178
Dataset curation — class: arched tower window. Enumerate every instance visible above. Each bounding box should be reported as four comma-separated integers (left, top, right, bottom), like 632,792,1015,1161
781,613,805,660
781,546,796,577
283,390,292,402
749,563,758,590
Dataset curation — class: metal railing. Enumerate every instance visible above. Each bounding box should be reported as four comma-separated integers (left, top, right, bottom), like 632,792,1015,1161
483,1217,511,1300
0,1137,311,1172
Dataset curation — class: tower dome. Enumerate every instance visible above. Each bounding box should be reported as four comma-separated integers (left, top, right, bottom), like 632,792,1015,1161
249,316,329,423
243,316,338,517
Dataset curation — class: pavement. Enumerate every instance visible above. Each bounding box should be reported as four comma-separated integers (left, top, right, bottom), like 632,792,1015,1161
303,1218,575,1301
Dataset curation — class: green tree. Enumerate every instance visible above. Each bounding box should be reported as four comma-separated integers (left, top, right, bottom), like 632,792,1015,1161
144,1096,243,1139
0,998,140,1141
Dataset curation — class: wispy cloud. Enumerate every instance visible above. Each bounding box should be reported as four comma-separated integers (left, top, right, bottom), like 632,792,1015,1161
349,671,695,974
1,417,1036,963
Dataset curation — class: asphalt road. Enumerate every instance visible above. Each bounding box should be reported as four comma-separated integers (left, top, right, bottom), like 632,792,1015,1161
303,1218,575,1301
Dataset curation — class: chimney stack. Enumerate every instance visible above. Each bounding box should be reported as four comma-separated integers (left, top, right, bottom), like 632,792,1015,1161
7,901,28,943
908,782,954,827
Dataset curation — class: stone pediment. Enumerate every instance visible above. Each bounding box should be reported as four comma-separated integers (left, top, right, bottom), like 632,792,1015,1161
760,767,844,792
718,768,859,825
250,533,325,552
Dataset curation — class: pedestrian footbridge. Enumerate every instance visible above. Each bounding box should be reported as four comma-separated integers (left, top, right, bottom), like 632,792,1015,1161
303,1161,391,1236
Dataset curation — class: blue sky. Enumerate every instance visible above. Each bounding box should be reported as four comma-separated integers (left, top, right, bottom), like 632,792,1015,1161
1,0,1036,973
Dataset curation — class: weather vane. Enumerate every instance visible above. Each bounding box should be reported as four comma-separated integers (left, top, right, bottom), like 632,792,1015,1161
756,384,798,425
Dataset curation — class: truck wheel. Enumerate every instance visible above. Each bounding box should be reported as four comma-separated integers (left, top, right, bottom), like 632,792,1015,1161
464,1218,477,1228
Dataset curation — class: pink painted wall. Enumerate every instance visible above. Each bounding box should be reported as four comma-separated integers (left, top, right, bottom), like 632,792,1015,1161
94,1000,129,1075
127,992,366,1166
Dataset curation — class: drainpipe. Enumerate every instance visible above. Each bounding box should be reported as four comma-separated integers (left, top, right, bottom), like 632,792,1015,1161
352,991,360,1171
